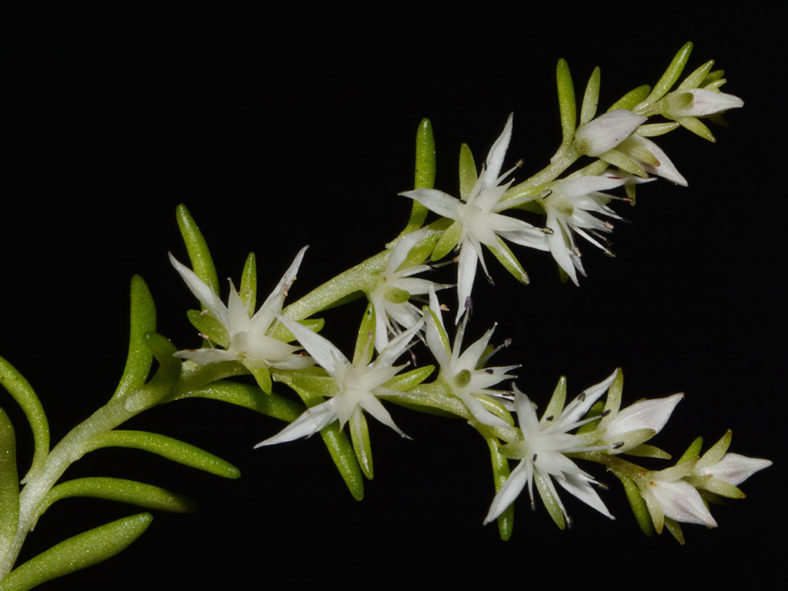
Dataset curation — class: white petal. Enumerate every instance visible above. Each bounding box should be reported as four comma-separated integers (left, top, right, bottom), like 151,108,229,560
575,110,647,157
605,393,683,439
699,453,773,486
253,399,338,447
455,240,479,324
554,471,614,519
484,460,530,524
665,88,744,118
476,113,514,194
650,479,717,527
169,253,228,326
399,188,462,220
254,245,308,330
277,314,348,376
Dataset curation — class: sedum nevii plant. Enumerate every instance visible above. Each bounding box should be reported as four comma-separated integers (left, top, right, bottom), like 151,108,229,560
0,42,770,589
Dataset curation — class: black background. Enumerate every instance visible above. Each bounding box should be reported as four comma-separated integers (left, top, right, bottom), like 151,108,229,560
4,7,784,589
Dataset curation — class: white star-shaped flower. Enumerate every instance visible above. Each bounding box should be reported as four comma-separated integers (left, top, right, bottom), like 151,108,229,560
689,430,772,498
543,172,642,284
484,372,618,528
399,114,549,323
423,288,517,428
255,315,423,448
169,246,312,392
368,227,448,353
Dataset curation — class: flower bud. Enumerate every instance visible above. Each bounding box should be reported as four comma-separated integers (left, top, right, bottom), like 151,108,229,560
574,109,647,156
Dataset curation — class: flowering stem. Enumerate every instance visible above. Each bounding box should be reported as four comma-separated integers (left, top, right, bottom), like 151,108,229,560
502,145,581,204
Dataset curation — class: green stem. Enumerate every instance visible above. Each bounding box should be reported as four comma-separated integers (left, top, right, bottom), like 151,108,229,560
502,146,581,204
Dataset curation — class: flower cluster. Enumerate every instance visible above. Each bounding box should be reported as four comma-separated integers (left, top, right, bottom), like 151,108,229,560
165,43,767,543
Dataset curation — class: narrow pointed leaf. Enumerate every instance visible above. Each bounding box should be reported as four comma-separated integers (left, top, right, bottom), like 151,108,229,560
402,118,435,233
0,409,19,547
112,275,156,400
619,474,654,536
0,356,49,483
175,203,220,298
1,513,153,591
187,380,304,422
350,410,374,480
486,436,514,541
83,430,241,479
33,477,196,527
353,304,376,367
580,66,601,125
641,42,693,107
556,58,577,147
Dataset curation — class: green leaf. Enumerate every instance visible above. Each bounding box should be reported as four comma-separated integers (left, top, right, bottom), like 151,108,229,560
402,118,435,234
175,204,220,298
83,430,241,479
415,118,436,191
0,513,153,591
0,357,49,484
0,409,19,548
112,275,157,400
486,436,514,541
579,66,601,126
188,380,304,423
33,477,195,528
641,41,694,108
677,436,704,464
555,58,577,147
543,375,567,423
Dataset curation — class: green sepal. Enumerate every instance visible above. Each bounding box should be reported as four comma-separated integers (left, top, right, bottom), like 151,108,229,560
677,116,716,142
641,41,693,108
349,411,374,480
579,66,601,126
486,436,514,541
240,252,257,316
636,121,680,137
186,308,229,347
83,430,241,479
0,356,49,484
459,142,477,201
535,470,566,529
246,363,273,395
677,436,704,464
112,275,157,400
431,220,462,262
543,375,567,423
382,365,434,393
608,84,651,111
555,58,577,148
677,59,715,91
175,204,220,298
353,304,376,367
32,477,196,529
0,513,153,591
598,148,648,178
422,305,451,360
698,430,731,467
625,443,672,460
619,474,654,537
488,236,529,285
0,409,19,547
188,380,304,423
663,517,686,545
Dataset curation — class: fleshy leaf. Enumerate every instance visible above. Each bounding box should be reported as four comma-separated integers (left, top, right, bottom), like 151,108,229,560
112,275,156,400
32,477,195,528
175,203,220,298
580,66,601,126
1,513,153,591
459,143,477,201
240,252,257,316
83,430,241,479
187,380,304,422
486,436,514,541
608,85,651,111
620,474,654,536
556,58,577,148
0,356,49,484
639,41,693,108
0,409,19,547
